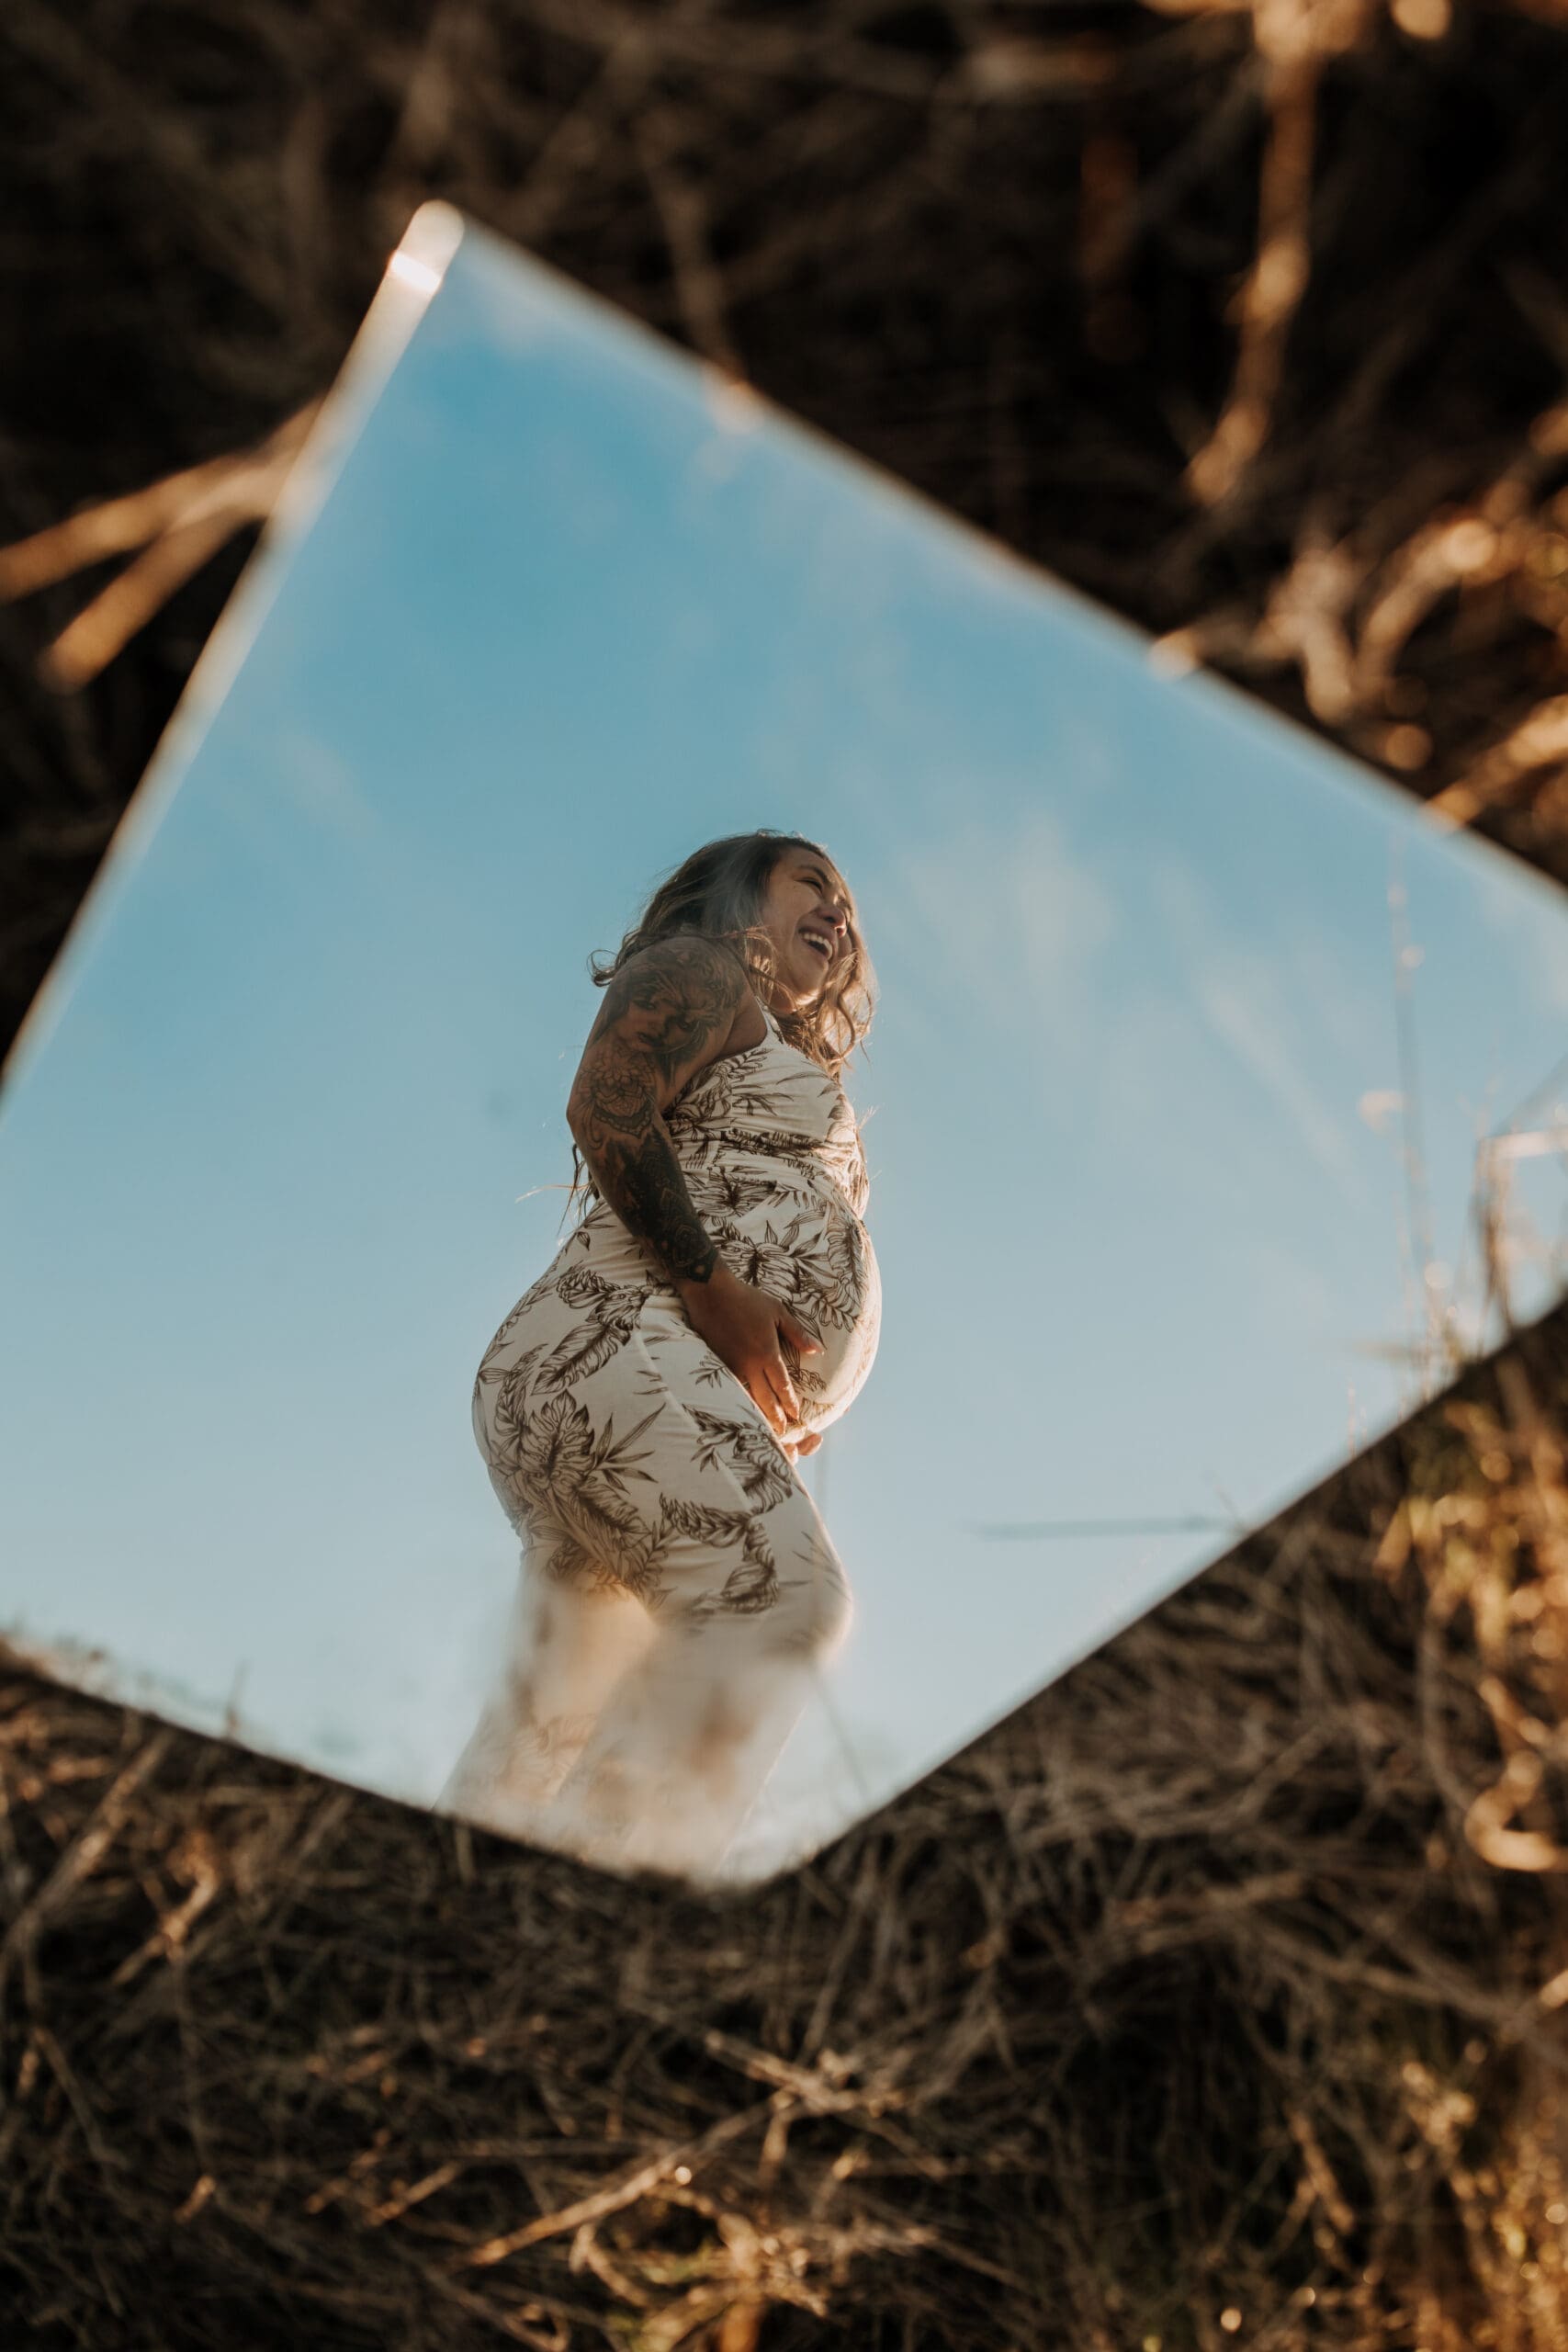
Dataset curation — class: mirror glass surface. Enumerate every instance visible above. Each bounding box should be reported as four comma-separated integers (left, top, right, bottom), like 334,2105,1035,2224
3,204,1566,1883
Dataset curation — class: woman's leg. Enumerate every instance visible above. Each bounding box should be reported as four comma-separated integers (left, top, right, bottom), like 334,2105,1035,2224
533,1304,853,1879
437,1493,657,1840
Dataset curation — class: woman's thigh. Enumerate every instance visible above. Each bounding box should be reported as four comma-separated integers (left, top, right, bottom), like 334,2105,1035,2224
478,1278,852,1641
616,1299,852,1655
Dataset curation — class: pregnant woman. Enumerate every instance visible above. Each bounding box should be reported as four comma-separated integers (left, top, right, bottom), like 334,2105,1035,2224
440,830,880,1879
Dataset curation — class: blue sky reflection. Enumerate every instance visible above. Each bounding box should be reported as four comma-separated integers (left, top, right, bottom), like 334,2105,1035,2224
2,210,1566,1876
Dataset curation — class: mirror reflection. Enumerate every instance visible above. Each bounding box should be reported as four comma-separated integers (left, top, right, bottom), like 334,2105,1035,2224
444,834,876,1877
2,203,1566,1885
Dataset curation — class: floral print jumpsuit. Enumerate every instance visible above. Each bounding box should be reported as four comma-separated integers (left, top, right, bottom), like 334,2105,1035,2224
440,996,880,1877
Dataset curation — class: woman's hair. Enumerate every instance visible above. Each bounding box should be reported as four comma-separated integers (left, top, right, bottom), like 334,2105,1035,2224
564,828,875,1227
595,829,874,1077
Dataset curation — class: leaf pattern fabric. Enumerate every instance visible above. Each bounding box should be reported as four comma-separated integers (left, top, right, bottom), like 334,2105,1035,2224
439,996,880,1879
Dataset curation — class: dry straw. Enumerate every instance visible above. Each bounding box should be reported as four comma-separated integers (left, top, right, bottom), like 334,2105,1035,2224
2,1304,1567,2349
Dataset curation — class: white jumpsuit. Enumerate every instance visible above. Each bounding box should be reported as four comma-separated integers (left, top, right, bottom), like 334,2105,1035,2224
440,996,881,1877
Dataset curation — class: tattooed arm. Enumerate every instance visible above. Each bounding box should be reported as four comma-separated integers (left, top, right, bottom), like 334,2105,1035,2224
565,937,820,1436
566,936,747,1283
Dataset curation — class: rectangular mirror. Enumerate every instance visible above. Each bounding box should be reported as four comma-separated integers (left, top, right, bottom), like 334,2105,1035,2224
3,202,1565,1885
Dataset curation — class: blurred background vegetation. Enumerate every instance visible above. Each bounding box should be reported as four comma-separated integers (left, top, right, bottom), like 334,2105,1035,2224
3,3,1568,2346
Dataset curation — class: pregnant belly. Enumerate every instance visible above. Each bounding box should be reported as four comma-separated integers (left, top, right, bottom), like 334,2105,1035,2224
556,1180,880,1436
701,1183,881,1434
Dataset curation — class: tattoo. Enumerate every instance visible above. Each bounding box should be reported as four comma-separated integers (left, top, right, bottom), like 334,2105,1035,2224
567,939,745,1285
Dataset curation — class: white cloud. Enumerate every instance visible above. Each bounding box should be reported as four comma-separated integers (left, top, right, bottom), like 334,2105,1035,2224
874,801,1119,1068
1149,855,1363,1199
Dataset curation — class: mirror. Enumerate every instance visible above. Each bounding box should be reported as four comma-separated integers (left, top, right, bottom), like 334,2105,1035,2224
3,201,1566,1884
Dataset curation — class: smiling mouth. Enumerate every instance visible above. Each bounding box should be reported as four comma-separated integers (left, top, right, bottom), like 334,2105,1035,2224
799,928,834,964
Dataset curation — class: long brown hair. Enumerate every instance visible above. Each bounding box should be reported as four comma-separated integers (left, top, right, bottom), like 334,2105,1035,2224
565,829,875,1225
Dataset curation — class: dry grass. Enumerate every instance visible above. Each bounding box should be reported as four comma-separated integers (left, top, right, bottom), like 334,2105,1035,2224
6,0,1568,2343
3,1307,1568,2348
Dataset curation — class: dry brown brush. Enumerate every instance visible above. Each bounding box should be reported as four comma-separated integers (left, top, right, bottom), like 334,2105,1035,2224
3,1305,1568,2349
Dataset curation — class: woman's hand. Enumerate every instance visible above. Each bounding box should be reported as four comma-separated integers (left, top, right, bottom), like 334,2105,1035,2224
784,1430,823,1464
677,1262,822,1440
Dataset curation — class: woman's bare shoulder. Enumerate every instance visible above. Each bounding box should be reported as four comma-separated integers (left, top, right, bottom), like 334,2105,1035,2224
577,934,759,1106
612,933,748,998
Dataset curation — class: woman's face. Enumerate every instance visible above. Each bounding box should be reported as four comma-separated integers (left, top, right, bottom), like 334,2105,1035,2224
758,846,856,1010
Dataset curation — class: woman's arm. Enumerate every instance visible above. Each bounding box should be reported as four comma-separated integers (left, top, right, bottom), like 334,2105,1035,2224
566,937,743,1283
566,939,820,1434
